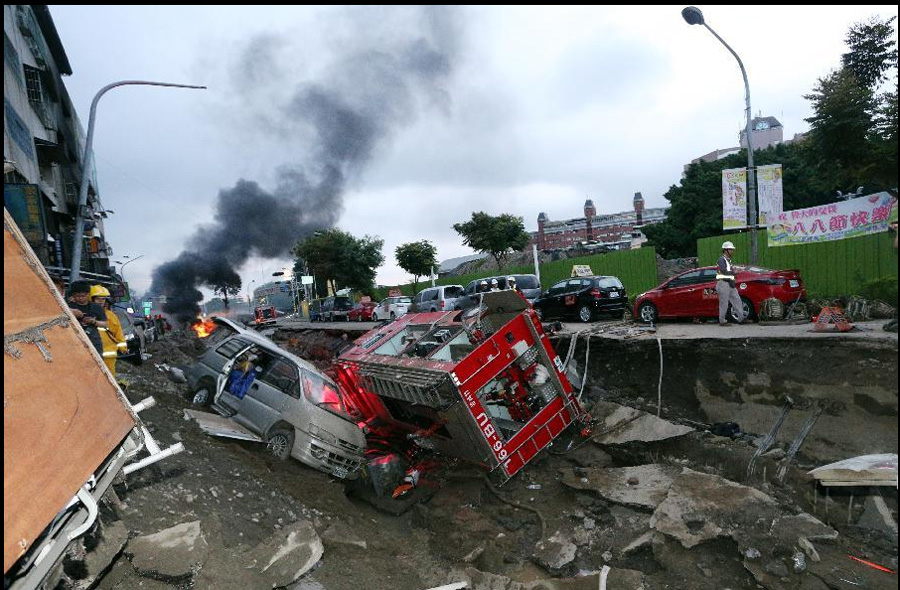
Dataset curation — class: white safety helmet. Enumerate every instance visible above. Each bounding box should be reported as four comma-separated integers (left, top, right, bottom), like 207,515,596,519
507,276,516,285
722,241,735,250
490,278,499,286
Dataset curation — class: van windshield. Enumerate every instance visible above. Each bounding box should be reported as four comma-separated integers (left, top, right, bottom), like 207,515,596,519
301,370,351,420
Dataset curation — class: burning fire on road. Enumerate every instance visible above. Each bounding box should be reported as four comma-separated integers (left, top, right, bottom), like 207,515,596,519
191,318,217,339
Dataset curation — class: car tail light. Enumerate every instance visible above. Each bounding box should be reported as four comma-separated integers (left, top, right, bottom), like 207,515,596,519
591,288,603,298
440,300,445,309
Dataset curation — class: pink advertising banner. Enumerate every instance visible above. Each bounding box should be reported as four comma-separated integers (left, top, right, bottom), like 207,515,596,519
766,192,898,247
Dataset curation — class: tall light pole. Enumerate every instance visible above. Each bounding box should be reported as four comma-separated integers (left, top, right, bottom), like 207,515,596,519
70,80,206,281
682,6,758,264
113,253,145,300
246,279,257,311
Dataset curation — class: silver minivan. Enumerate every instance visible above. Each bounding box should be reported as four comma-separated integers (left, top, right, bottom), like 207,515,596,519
185,328,366,479
411,284,465,312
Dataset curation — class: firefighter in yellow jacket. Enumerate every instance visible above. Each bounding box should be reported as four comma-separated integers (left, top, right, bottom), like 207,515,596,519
90,285,127,376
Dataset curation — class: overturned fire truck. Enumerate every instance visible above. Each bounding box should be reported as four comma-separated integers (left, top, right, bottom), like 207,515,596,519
334,290,587,484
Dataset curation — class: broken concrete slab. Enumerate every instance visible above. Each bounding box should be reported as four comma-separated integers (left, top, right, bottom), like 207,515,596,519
128,520,209,578
80,519,129,587
248,520,324,588
560,464,679,510
769,513,838,545
589,401,693,445
451,566,646,590
321,520,367,550
650,468,782,548
533,531,577,571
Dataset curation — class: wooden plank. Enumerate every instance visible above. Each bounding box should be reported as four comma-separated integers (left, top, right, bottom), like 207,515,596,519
4,215,136,573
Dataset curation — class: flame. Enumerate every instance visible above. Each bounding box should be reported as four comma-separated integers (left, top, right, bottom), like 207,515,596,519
191,318,217,339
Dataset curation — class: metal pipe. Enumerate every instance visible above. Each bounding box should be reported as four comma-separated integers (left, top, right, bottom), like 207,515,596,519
123,442,185,475
70,81,206,281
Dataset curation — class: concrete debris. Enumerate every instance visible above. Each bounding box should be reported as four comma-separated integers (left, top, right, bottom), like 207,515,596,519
128,520,209,578
532,531,577,571
620,531,656,556
797,537,820,563
560,464,680,510
80,520,129,587
450,566,646,590
856,494,899,536
250,520,324,588
589,401,694,445
650,469,782,548
808,453,898,487
321,520,367,550
769,513,838,544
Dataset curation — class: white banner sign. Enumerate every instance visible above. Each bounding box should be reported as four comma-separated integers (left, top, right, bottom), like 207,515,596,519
767,192,898,247
722,168,747,230
756,164,783,227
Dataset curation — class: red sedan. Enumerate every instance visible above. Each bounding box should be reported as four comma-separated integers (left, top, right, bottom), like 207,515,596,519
347,301,377,322
633,265,806,323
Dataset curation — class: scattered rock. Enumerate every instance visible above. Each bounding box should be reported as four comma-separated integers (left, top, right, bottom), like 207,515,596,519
589,401,694,445
533,531,577,571
128,520,208,578
561,464,679,510
80,520,129,586
321,520,367,550
650,469,781,548
797,537,820,563
764,559,790,578
249,520,324,588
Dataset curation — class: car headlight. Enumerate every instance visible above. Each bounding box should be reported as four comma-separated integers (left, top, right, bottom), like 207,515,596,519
126,333,135,341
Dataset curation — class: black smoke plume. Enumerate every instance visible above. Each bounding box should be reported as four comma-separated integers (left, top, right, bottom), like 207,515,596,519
150,6,462,323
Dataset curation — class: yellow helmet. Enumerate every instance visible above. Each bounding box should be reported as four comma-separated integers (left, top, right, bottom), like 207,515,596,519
90,285,111,299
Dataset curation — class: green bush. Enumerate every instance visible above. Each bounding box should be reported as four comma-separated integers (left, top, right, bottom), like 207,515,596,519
859,277,899,307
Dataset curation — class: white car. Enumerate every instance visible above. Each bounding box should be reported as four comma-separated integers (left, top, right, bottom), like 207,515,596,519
372,296,412,321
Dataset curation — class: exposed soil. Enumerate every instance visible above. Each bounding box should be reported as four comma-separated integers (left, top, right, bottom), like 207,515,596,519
60,324,898,590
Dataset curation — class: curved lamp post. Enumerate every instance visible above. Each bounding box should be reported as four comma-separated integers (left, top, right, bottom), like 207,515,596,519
113,254,145,300
682,6,758,263
70,80,206,281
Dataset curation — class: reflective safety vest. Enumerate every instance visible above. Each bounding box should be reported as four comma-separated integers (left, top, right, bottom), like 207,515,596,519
716,256,735,281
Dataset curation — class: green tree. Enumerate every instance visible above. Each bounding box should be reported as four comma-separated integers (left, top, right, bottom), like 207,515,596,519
293,229,384,295
453,212,529,271
209,275,241,309
395,240,438,294
842,16,897,90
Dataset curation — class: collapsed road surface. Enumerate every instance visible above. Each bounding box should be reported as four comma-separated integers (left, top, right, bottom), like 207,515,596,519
64,316,897,590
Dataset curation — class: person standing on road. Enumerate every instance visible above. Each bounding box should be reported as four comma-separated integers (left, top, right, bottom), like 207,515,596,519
91,285,127,377
716,241,745,326
67,280,107,355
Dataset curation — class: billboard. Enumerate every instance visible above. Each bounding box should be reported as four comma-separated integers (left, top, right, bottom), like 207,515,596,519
767,192,898,247
722,168,747,230
756,164,784,227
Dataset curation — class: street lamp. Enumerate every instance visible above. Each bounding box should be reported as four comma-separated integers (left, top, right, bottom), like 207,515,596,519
113,254,145,301
246,279,257,310
682,6,758,264
70,80,206,281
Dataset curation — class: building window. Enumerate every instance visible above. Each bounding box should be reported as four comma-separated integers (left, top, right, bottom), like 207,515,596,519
23,64,44,105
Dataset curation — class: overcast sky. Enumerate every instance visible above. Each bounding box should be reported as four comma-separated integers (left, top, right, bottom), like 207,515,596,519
49,5,898,298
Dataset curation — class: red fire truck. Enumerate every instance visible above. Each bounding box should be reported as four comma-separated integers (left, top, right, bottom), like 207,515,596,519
334,290,586,485
254,305,278,327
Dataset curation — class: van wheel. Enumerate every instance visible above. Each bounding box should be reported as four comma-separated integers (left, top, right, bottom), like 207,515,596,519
390,312,396,320
189,380,214,407
371,312,378,321
266,428,294,461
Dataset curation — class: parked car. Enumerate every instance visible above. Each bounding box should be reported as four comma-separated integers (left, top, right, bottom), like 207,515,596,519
371,296,412,321
458,274,542,309
532,276,627,322
632,265,807,323
308,298,323,322
184,329,366,478
111,304,146,365
347,300,377,321
411,284,465,312
321,295,354,322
